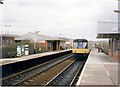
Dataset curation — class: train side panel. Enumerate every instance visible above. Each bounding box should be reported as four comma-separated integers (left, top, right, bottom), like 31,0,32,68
72,49,89,54
72,49,90,60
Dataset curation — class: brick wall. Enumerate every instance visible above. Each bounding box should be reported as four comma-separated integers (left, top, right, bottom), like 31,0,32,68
114,51,120,61
108,49,112,57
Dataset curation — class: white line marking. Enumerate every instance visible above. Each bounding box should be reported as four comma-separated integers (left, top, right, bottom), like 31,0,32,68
106,70,110,76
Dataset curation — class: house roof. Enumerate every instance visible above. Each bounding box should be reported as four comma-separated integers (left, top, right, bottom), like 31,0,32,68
0,34,18,38
97,22,120,39
97,33,120,39
56,37,73,41
15,32,64,42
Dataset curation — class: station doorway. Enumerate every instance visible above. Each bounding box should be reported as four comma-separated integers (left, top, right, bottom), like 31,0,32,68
53,41,57,51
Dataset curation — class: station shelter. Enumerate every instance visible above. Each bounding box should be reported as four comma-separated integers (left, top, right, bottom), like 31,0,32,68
97,22,120,62
0,34,18,58
46,37,70,51
15,32,66,55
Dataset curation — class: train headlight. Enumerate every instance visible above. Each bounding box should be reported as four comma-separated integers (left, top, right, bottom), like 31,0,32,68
74,51,76,53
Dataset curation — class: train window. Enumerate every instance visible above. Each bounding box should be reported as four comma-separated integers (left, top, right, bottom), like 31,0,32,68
78,42,83,48
73,42,78,48
83,42,87,48
73,42,83,48
73,42,88,49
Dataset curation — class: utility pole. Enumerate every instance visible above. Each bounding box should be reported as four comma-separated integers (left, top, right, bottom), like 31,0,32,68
33,30,39,54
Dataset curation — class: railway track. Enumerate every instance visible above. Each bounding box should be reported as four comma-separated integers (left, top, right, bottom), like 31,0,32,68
46,60,85,86
17,57,74,86
1,53,73,86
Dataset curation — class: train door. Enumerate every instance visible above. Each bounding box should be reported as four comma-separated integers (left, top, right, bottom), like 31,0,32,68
53,41,56,51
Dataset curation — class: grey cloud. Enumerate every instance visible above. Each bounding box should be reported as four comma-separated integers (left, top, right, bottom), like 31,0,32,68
1,0,118,40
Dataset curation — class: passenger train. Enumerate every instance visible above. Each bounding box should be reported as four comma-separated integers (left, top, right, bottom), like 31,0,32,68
72,39,90,60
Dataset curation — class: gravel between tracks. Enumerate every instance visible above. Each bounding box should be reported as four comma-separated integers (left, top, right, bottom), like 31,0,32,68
18,58,74,86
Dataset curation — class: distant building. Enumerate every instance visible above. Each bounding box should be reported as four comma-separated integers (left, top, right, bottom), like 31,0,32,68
56,37,73,50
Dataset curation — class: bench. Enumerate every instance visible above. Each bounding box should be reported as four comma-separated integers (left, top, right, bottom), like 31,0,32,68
8,52,18,58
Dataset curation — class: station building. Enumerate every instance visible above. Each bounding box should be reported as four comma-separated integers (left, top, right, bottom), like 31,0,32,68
97,22,120,62
1,32,72,58
15,32,71,55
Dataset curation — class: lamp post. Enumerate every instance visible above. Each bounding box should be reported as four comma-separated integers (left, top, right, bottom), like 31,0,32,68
4,25,12,35
35,30,39,34
33,38,37,54
33,30,39,54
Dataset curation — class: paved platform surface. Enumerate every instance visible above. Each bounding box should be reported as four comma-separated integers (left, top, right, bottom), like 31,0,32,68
76,48,118,86
0,49,71,66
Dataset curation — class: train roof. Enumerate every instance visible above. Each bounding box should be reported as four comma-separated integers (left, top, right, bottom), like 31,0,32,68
73,39,88,42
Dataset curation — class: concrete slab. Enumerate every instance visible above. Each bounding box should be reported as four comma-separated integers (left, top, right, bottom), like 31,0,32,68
0,49,71,66
76,48,118,86
104,64,118,85
80,64,113,85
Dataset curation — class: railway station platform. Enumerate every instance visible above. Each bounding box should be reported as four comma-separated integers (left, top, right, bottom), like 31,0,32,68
0,49,71,66
0,49,72,78
76,48,118,86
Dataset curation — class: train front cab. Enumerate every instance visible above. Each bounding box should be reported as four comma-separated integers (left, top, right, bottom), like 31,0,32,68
73,49,89,61
72,39,89,61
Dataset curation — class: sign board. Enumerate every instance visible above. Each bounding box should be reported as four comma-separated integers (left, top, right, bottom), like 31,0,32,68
25,45,29,55
39,40,45,43
17,46,21,57
17,45,29,56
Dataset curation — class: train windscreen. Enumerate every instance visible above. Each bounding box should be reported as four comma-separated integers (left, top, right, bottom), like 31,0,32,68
73,42,87,49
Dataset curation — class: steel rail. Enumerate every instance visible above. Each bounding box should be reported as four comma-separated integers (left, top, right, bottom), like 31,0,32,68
45,60,86,86
69,61,85,86
1,54,73,86
45,60,76,86
13,54,73,86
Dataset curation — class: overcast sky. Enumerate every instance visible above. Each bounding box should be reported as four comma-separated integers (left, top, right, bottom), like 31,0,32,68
0,0,118,40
